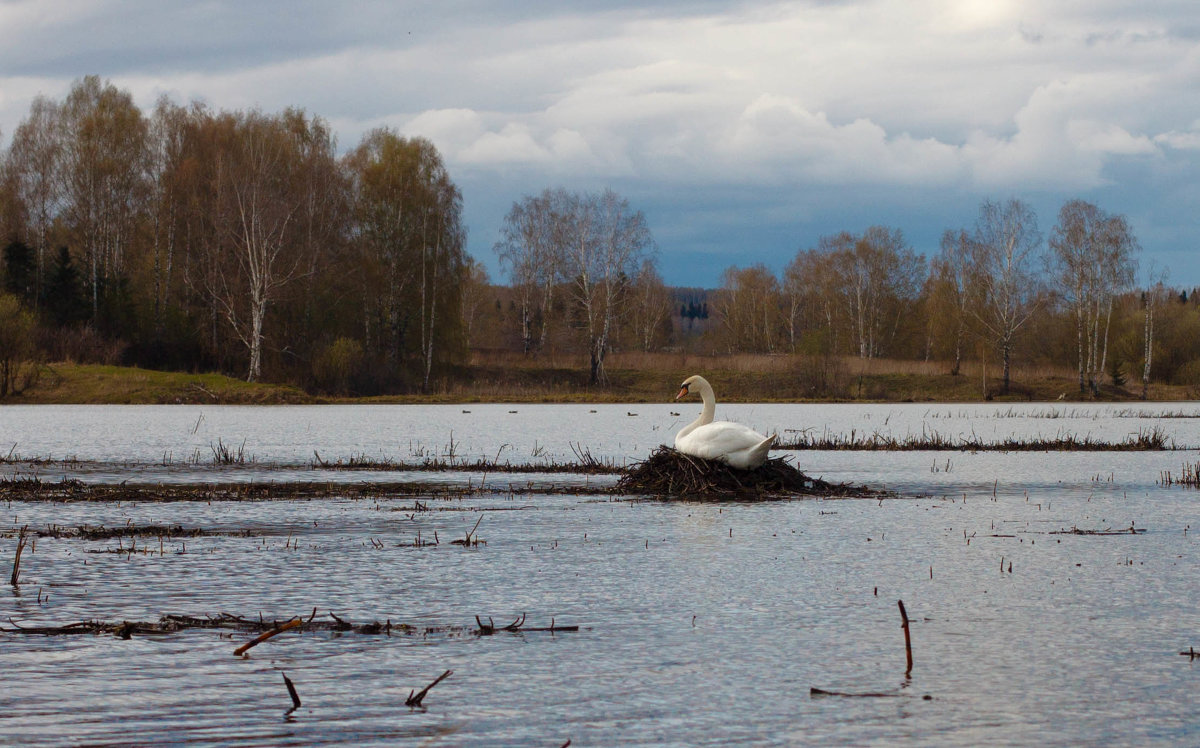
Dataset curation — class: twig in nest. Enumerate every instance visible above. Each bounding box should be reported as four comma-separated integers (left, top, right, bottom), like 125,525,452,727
405,669,452,707
233,617,303,657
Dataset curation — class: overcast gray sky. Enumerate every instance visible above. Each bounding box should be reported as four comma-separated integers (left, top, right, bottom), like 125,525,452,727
2,0,1198,287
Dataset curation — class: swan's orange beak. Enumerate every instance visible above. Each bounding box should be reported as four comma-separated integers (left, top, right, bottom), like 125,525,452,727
675,385,689,400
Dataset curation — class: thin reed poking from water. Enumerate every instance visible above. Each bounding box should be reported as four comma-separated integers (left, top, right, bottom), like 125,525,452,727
1160,462,1200,487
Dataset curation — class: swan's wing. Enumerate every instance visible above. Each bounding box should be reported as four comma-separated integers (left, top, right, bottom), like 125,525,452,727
677,421,770,461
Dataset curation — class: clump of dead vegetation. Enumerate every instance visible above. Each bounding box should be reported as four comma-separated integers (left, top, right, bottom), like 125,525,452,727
1160,462,1200,487
777,425,1174,451
616,446,882,500
0,609,578,641
0,475,487,503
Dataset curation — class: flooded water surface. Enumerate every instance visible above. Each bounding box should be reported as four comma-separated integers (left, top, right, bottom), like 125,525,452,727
3,403,1200,745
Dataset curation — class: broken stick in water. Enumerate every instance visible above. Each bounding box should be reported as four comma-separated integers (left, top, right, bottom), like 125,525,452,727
233,617,303,657
898,599,913,677
405,669,452,707
10,525,28,586
282,672,301,712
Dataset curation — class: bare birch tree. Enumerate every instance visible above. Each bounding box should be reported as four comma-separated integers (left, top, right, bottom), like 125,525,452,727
929,229,973,375
345,130,465,388
573,189,653,384
6,97,63,304
967,198,1043,394
716,263,781,353
459,257,490,349
495,190,561,354
828,226,922,359
1049,200,1139,395
628,258,672,352
1141,268,1169,400
210,111,306,381
496,188,654,383
784,242,845,354
417,169,466,392
58,75,149,320
146,97,192,333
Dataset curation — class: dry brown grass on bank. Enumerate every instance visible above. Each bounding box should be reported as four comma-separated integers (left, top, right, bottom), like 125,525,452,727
471,348,1079,385
5,355,1191,405
7,363,311,405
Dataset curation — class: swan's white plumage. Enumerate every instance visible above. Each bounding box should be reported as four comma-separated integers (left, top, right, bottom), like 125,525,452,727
674,374,775,470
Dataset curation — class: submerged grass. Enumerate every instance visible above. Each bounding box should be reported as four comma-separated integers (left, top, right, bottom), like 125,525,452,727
310,445,623,474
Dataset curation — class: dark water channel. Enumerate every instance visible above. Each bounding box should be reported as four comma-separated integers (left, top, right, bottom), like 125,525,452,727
3,404,1200,745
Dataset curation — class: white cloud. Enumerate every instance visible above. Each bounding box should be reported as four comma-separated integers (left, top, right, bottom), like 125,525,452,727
1068,121,1158,155
2,0,1200,283
1155,129,1200,150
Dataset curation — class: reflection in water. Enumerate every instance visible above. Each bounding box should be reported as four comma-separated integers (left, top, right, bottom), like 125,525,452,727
2,404,1200,745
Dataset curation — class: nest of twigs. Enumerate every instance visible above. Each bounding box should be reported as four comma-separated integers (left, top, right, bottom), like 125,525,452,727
616,446,880,500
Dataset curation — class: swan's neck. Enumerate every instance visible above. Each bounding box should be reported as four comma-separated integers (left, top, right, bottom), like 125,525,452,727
676,380,716,443
696,380,716,425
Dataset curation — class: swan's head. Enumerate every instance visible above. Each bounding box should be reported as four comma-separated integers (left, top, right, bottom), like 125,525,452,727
676,374,705,400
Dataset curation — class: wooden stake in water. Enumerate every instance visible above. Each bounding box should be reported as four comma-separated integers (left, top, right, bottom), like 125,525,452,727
898,599,913,677
10,525,28,586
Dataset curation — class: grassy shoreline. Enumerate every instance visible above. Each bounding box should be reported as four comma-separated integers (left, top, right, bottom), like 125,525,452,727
2,359,1193,405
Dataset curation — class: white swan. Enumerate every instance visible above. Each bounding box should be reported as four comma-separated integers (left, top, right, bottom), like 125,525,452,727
674,374,775,470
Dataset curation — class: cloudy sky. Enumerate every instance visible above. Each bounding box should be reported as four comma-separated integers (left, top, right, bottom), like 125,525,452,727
2,0,1198,287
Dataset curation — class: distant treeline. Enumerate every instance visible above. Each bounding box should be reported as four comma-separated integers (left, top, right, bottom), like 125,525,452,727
1,76,1198,399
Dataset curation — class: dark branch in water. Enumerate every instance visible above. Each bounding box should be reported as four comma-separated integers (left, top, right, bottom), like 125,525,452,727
405,669,452,708
10,525,28,586
899,599,913,677
1049,525,1143,535
282,672,301,712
